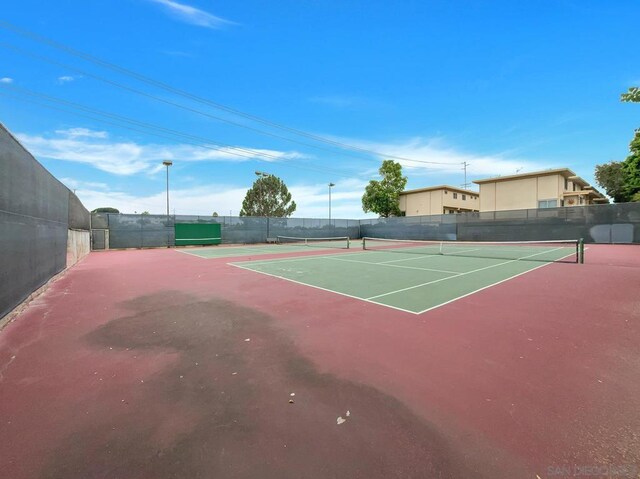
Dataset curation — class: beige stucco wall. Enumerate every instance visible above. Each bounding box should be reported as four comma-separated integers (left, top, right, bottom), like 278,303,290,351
66,229,90,267
479,174,569,211
402,190,436,215
442,190,479,212
400,188,478,216
537,174,562,200
495,177,538,210
477,172,606,211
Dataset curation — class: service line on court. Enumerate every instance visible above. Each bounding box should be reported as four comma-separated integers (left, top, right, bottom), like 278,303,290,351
365,247,566,300
175,246,275,259
229,246,572,315
375,248,482,264
325,256,460,275
228,262,419,315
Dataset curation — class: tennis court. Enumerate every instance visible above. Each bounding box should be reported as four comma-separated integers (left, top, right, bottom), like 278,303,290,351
230,237,581,314
177,236,351,259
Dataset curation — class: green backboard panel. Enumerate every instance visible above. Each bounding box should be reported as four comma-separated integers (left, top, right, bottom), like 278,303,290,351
175,223,221,246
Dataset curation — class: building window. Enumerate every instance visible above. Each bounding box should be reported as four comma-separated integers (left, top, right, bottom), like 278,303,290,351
444,190,448,194
538,199,558,208
448,210,454,214
453,193,458,199
462,194,466,200
564,178,568,190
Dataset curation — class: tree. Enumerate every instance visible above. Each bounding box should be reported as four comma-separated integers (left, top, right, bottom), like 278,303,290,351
594,90,640,202
621,87,640,103
212,212,219,217
362,160,408,217
240,175,296,217
595,161,628,203
141,211,150,215
622,132,640,201
595,130,640,202
91,207,119,213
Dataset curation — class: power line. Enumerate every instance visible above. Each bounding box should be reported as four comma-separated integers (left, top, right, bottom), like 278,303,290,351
0,87,357,178
2,84,291,162
0,20,461,167
461,161,472,189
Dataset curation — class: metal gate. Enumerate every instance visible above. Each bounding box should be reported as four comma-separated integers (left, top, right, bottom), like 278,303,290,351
91,229,108,250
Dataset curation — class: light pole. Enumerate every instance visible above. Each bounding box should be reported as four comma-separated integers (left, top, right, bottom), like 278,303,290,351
255,171,270,216
328,182,335,222
163,160,173,218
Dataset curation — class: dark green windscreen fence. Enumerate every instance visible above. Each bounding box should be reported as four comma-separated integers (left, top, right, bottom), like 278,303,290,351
1,123,90,319
175,223,221,246
90,203,640,251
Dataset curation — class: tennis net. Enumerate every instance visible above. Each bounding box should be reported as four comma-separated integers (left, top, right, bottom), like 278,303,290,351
277,235,350,249
362,237,582,263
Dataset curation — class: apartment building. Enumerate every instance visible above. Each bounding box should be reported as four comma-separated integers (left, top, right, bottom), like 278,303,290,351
399,185,479,216
472,168,608,212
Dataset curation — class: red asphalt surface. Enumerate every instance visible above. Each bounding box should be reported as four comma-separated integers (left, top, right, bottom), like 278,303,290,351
1,244,639,478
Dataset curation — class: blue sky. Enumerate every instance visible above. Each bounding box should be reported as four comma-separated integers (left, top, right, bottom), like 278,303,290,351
1,0,638,217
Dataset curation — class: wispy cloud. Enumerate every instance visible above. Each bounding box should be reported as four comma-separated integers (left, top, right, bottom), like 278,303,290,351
57,75,75,84
16,127,304,176
55,127,108,139
289,178,371,218
330,136,548,180
0,77,13,84
148,0,237,29
65,177,371,218
60,177,110,191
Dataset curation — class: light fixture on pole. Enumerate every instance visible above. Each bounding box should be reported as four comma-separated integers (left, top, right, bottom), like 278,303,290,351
255,171,270,216
162,160,173,218
328,182,335,222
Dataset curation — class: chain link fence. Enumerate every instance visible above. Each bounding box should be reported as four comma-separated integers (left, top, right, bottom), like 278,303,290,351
361,203,640,244
91,214,361,249
90,203,640,250
1,123,90,319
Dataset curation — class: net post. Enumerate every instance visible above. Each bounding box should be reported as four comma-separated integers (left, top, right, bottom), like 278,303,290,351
362,237,366,250
579,238,584,264
439,241,444,255
346,237,350,249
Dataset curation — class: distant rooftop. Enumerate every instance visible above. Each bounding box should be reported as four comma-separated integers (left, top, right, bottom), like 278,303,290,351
472,168,577,184
400,184,479,195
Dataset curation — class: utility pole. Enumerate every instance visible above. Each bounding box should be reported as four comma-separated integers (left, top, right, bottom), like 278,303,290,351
461,161,471,189
162,160,173,218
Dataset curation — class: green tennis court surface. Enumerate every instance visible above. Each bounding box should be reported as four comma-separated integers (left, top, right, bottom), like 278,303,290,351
177,241,348,259
230,242,578,314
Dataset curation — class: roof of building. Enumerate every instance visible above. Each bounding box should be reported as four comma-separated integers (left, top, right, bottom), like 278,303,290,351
472,168,577,184
399,185,479,196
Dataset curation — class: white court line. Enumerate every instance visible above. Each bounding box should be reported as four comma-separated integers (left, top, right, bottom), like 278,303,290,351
376,248,482,264
233,250,373,266
228,263,419,315
325,256,460,275
175,246,279,259
413,260,560,315
366,247,566,300
229,247,575,315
